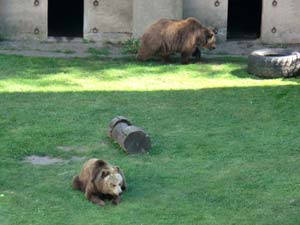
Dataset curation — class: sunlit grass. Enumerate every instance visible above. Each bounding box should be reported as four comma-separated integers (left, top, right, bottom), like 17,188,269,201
0,55,298,93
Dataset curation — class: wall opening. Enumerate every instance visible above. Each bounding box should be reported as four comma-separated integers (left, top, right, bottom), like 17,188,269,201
48,0,83,37
227,0,262,40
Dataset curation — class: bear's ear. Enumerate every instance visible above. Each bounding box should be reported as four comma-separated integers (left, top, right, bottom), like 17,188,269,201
206,31,214,40
212,28,218,35
115,166,127,191
207,26,218,35
100,170,111,179
91,160,108,182
94,159,107,168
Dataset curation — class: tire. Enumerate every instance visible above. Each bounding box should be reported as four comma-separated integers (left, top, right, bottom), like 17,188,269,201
247,48,300,78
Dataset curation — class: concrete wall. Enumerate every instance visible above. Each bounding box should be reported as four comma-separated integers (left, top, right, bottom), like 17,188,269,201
184,0,300,44
133,0,183,38
0,0,47,40
183,0,228,41
84,0,133,42
1,0,300,44
261,0,300,44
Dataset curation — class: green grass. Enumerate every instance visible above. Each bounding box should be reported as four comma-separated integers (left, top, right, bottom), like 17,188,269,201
0,34,6,42
87,47,110,57
82,39,96,44
0,55,300,225
121,38,140,54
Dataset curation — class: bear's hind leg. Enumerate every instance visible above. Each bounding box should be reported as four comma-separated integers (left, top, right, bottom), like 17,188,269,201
137,43,159,62
160,54,171,63
181,52,192,64
137,50,154,61
72,176,84,191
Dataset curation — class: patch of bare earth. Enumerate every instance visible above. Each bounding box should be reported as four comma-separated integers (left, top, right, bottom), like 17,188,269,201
70,156,86,161
0,39,122,58
24,155,86,165
24,156,65,165
1,39,300,58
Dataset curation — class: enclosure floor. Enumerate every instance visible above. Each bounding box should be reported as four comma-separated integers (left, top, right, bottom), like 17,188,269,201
0,39,300,58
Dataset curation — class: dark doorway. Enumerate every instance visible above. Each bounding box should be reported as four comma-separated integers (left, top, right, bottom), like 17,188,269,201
227,0,262,40
48,0,83,37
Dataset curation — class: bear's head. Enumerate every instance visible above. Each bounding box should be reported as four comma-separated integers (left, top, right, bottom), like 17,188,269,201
200,27,217,50
101,172,124,196
93,166,126,197
185,18,217,51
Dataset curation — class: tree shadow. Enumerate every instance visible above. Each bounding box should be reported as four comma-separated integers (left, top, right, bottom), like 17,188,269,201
231,67,300,81
0,55,182,81
230,68,260,79
0,54,250,82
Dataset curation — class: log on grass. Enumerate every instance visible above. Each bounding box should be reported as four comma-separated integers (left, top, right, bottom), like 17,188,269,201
108,116,151,154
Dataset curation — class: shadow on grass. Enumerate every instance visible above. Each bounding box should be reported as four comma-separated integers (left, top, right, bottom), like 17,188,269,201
231,67,300,81
0,54,252,82
0,54,180,80
231,68,261,79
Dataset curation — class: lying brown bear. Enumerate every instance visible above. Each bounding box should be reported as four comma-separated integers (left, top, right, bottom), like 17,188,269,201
137,17,217,64
72,159,126,206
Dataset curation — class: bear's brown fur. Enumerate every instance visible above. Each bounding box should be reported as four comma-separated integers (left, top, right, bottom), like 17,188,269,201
137,17,217,64
72,159,126,206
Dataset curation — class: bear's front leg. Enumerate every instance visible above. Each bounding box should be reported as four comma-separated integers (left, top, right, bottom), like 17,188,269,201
89,195,106,207
85,183,105,207
111,196,121,205
192,47,202,62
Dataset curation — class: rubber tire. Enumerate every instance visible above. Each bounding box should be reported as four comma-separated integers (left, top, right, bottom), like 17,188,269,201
247,48,300,78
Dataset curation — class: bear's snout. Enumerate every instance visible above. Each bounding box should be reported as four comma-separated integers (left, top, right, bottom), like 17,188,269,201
112,191,122,198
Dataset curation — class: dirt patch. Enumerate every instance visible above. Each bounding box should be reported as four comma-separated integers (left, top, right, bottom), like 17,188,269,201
0,39,122,58
24,156,66,165
24,155,86,165
70,156,86,161
1,39,299,58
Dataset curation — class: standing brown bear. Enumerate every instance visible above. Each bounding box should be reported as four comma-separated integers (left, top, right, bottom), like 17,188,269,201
72,159,126,206
137,17,217,64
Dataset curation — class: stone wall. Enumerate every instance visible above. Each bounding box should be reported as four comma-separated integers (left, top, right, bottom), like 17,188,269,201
84,0,133,42
261,0,300,44
1,0,300,44
184,0,300,44
132,0,183,38
0,0,47,40
183,0,228,41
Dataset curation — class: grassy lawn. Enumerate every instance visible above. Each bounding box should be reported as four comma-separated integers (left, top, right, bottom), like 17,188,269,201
0,54,300,225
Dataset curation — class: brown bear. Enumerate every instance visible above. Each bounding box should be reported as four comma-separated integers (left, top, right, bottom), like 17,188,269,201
72,159,126,206
192,47,202,61
137,17,217,64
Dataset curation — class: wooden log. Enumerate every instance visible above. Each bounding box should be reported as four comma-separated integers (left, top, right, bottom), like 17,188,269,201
108,116,151,154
